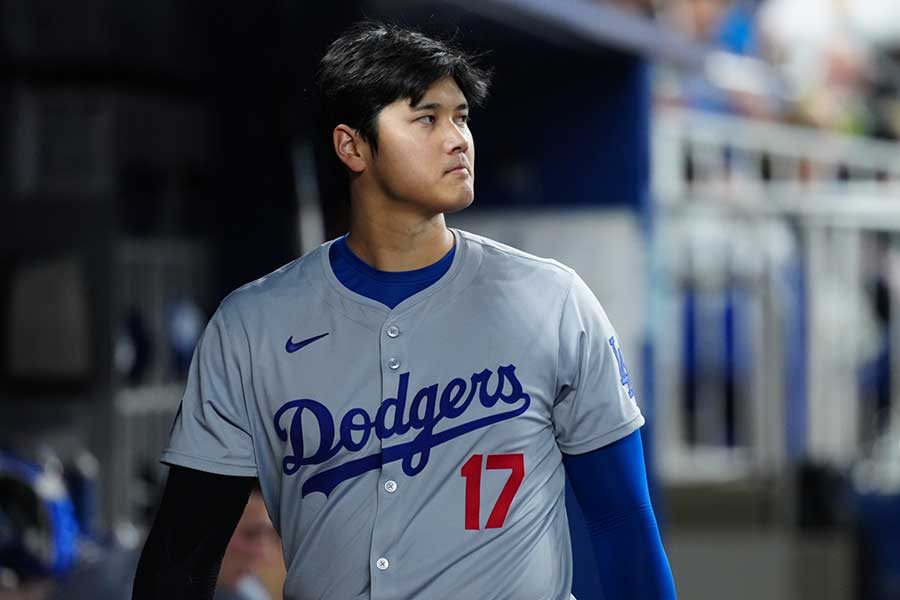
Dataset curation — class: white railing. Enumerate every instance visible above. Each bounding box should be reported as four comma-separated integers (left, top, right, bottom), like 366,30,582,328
654,107,900,206
110,384,182,527
108,238,213,525
652,107,900,484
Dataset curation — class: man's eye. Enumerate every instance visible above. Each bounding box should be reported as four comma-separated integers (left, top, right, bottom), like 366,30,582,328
418,115,436,124
456,114,470,125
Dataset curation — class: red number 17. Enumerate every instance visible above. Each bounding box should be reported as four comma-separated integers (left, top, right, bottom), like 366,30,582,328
460,453,525,530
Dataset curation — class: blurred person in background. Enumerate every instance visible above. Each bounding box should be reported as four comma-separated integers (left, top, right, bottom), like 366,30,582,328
757,0,900,136
215,485,282,600
0,453,281,600
0,449,79,600
844,0,900,140
656,0,777,118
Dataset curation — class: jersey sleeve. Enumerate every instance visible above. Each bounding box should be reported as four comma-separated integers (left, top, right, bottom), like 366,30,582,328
552,272,645,455
160,305,258,476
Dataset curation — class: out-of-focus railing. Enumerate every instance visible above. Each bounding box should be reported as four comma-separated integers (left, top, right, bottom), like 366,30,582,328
109,239,212,525
112,384,182,527
652,107,900,485
654,107,900,206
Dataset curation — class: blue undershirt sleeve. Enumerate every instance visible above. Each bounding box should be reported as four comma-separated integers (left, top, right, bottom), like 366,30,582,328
563,430,677,600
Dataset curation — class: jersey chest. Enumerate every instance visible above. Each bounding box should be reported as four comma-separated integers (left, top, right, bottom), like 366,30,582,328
249,295,561,498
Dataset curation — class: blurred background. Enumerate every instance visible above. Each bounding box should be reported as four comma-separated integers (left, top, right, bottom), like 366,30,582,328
2,0,900,598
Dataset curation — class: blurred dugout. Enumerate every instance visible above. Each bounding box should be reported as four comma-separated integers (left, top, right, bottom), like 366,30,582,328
653,104,900,600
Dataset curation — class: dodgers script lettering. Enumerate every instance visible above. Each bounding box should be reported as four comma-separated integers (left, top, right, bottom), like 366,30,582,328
273,364,531,497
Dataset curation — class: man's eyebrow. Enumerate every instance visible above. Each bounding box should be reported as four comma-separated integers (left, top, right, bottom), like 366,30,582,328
410,101,469,111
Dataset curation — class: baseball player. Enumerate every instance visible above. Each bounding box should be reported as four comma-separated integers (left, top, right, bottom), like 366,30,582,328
133,22,676,600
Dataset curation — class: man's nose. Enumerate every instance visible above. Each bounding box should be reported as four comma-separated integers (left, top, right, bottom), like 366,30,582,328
444,121,469,154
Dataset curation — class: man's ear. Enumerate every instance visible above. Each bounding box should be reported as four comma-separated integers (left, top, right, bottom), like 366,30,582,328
333,125,368,173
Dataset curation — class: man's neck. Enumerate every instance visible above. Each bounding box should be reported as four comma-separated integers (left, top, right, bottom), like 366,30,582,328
345,209,454,272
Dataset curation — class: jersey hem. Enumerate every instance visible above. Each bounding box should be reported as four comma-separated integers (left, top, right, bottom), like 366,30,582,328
558,412,645,456
160,449,258,477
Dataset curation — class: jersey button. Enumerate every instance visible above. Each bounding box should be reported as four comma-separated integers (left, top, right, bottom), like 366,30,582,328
386,324,400,338
376,557,390,571
388,357,401,370
384,480,397,493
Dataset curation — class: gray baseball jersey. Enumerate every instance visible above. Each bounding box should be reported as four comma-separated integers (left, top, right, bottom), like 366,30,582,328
161,229,644,600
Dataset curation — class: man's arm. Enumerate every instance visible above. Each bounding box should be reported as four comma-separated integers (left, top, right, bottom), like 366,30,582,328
132,466,255,600
563,430,677,600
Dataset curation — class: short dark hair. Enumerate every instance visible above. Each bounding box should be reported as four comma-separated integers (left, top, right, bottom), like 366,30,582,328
316,21,492,152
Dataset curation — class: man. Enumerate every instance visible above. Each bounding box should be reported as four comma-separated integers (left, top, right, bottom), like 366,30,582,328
215,484,281,600
133,22,676,600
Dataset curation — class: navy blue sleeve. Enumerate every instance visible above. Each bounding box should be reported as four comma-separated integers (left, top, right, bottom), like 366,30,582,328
132,466,254,599
563,430,677,600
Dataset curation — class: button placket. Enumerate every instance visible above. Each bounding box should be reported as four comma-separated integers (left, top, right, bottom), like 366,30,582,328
372,318,407,591
385,322,402,371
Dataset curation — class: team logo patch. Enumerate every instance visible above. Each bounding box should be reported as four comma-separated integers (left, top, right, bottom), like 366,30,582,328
273,364,531,497
608,336,635,398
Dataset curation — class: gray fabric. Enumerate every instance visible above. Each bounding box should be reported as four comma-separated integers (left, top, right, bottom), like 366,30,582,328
162,230,644,600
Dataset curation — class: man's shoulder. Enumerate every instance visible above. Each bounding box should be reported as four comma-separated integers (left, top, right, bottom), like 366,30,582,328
217,244,326,318
457,229,575,287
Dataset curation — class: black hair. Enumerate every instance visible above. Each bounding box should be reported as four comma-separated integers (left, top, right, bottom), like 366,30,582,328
317,21,492,152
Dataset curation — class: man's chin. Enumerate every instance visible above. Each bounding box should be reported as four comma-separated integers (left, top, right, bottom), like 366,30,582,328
437,193,474,215
403,190,473,217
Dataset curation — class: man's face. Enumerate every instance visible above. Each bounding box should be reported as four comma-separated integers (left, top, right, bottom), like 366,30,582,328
218,493,278,589
366,76,475,215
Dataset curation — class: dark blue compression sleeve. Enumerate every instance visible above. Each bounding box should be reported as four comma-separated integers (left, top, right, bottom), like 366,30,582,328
563,430,676,600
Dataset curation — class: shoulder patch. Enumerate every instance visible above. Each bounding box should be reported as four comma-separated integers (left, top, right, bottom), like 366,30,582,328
608,336,635,399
